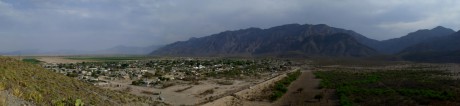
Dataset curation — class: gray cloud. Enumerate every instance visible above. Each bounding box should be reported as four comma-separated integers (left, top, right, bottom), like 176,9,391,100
0,0,460,52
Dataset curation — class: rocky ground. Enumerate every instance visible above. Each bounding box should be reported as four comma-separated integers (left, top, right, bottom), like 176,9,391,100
0,91,34,106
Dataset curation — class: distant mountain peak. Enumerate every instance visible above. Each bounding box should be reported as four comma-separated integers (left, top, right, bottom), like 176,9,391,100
433,26,447,29
431,26,454,32
409,26,454,34
314,24,330,27
270,23,302,29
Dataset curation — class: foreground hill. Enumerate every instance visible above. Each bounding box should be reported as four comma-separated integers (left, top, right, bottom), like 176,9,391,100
0,57,161,105
151,24,378,57
399,30,460,63
375,26,455,54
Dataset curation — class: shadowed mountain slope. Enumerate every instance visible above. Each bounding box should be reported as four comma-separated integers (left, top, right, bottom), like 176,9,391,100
399,30,460,63
151,24,378,57
376,26,455,54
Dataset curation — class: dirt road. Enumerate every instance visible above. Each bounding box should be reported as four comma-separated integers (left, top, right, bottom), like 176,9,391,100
273,70,337,106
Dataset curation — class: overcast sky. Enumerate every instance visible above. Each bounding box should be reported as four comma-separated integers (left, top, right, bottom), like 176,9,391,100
1,0,460,52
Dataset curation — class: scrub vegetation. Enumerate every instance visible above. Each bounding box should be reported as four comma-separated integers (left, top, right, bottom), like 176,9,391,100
314,65,460,106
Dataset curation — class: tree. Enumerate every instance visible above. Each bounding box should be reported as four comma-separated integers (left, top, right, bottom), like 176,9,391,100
121,64,129,68
314,94,324,102
143,72,155,79
297,88,303,93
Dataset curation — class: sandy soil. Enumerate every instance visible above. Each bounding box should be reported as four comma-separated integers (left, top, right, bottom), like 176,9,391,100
102,78,263,106
203,74,287,106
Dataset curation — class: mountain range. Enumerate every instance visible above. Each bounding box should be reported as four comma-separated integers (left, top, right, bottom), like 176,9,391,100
152,24,378,57
2,23,458,62
399,30,460,62
374,26,455,54
151,23,460,61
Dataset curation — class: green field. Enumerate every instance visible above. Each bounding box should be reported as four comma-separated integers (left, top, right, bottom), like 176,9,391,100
314,65,460,106
22,58,42,64
65,56,150,61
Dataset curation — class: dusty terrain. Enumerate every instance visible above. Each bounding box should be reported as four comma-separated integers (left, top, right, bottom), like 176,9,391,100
101,78,270,105
203,73,287,106
202,67,333,106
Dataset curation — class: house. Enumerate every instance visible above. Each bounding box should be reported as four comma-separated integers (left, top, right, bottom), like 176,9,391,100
162,75,175,80
140,70,148,72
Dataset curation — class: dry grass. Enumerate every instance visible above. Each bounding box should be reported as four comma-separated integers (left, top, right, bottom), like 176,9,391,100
0,56,158,105
160,83,175,89
0,82,5,91
0,95,5,106
216,80,234,85
141,90,157,95
12,87,22,97
199,89,215,96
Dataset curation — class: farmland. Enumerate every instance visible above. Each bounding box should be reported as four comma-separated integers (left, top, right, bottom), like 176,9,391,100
314,64,460,106
65,56,151,61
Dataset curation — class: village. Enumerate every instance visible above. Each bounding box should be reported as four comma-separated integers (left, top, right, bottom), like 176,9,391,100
40,57,297,105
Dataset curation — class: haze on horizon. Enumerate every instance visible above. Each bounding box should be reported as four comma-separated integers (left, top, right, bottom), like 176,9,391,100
1,0,460,52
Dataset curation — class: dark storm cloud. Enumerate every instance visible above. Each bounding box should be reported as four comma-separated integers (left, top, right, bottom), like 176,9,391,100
0,0,459,52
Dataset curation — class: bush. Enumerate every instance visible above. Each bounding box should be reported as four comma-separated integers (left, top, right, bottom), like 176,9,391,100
131,80,146,86
270,91,283,101
143,72,155,79
66,73,79,77
216,80,234,85
200,89,214,96
314,94,324,101
75,99,84,106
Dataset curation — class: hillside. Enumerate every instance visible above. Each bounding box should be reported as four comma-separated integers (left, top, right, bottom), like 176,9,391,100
151,24,378,57
376,26,455,54
0,57,162,105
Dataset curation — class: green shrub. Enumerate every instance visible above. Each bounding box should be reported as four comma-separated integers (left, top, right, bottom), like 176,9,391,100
270,91,283,101
75,99,84,106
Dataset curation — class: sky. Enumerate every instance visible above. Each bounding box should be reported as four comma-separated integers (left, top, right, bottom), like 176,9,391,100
1,0,460,52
